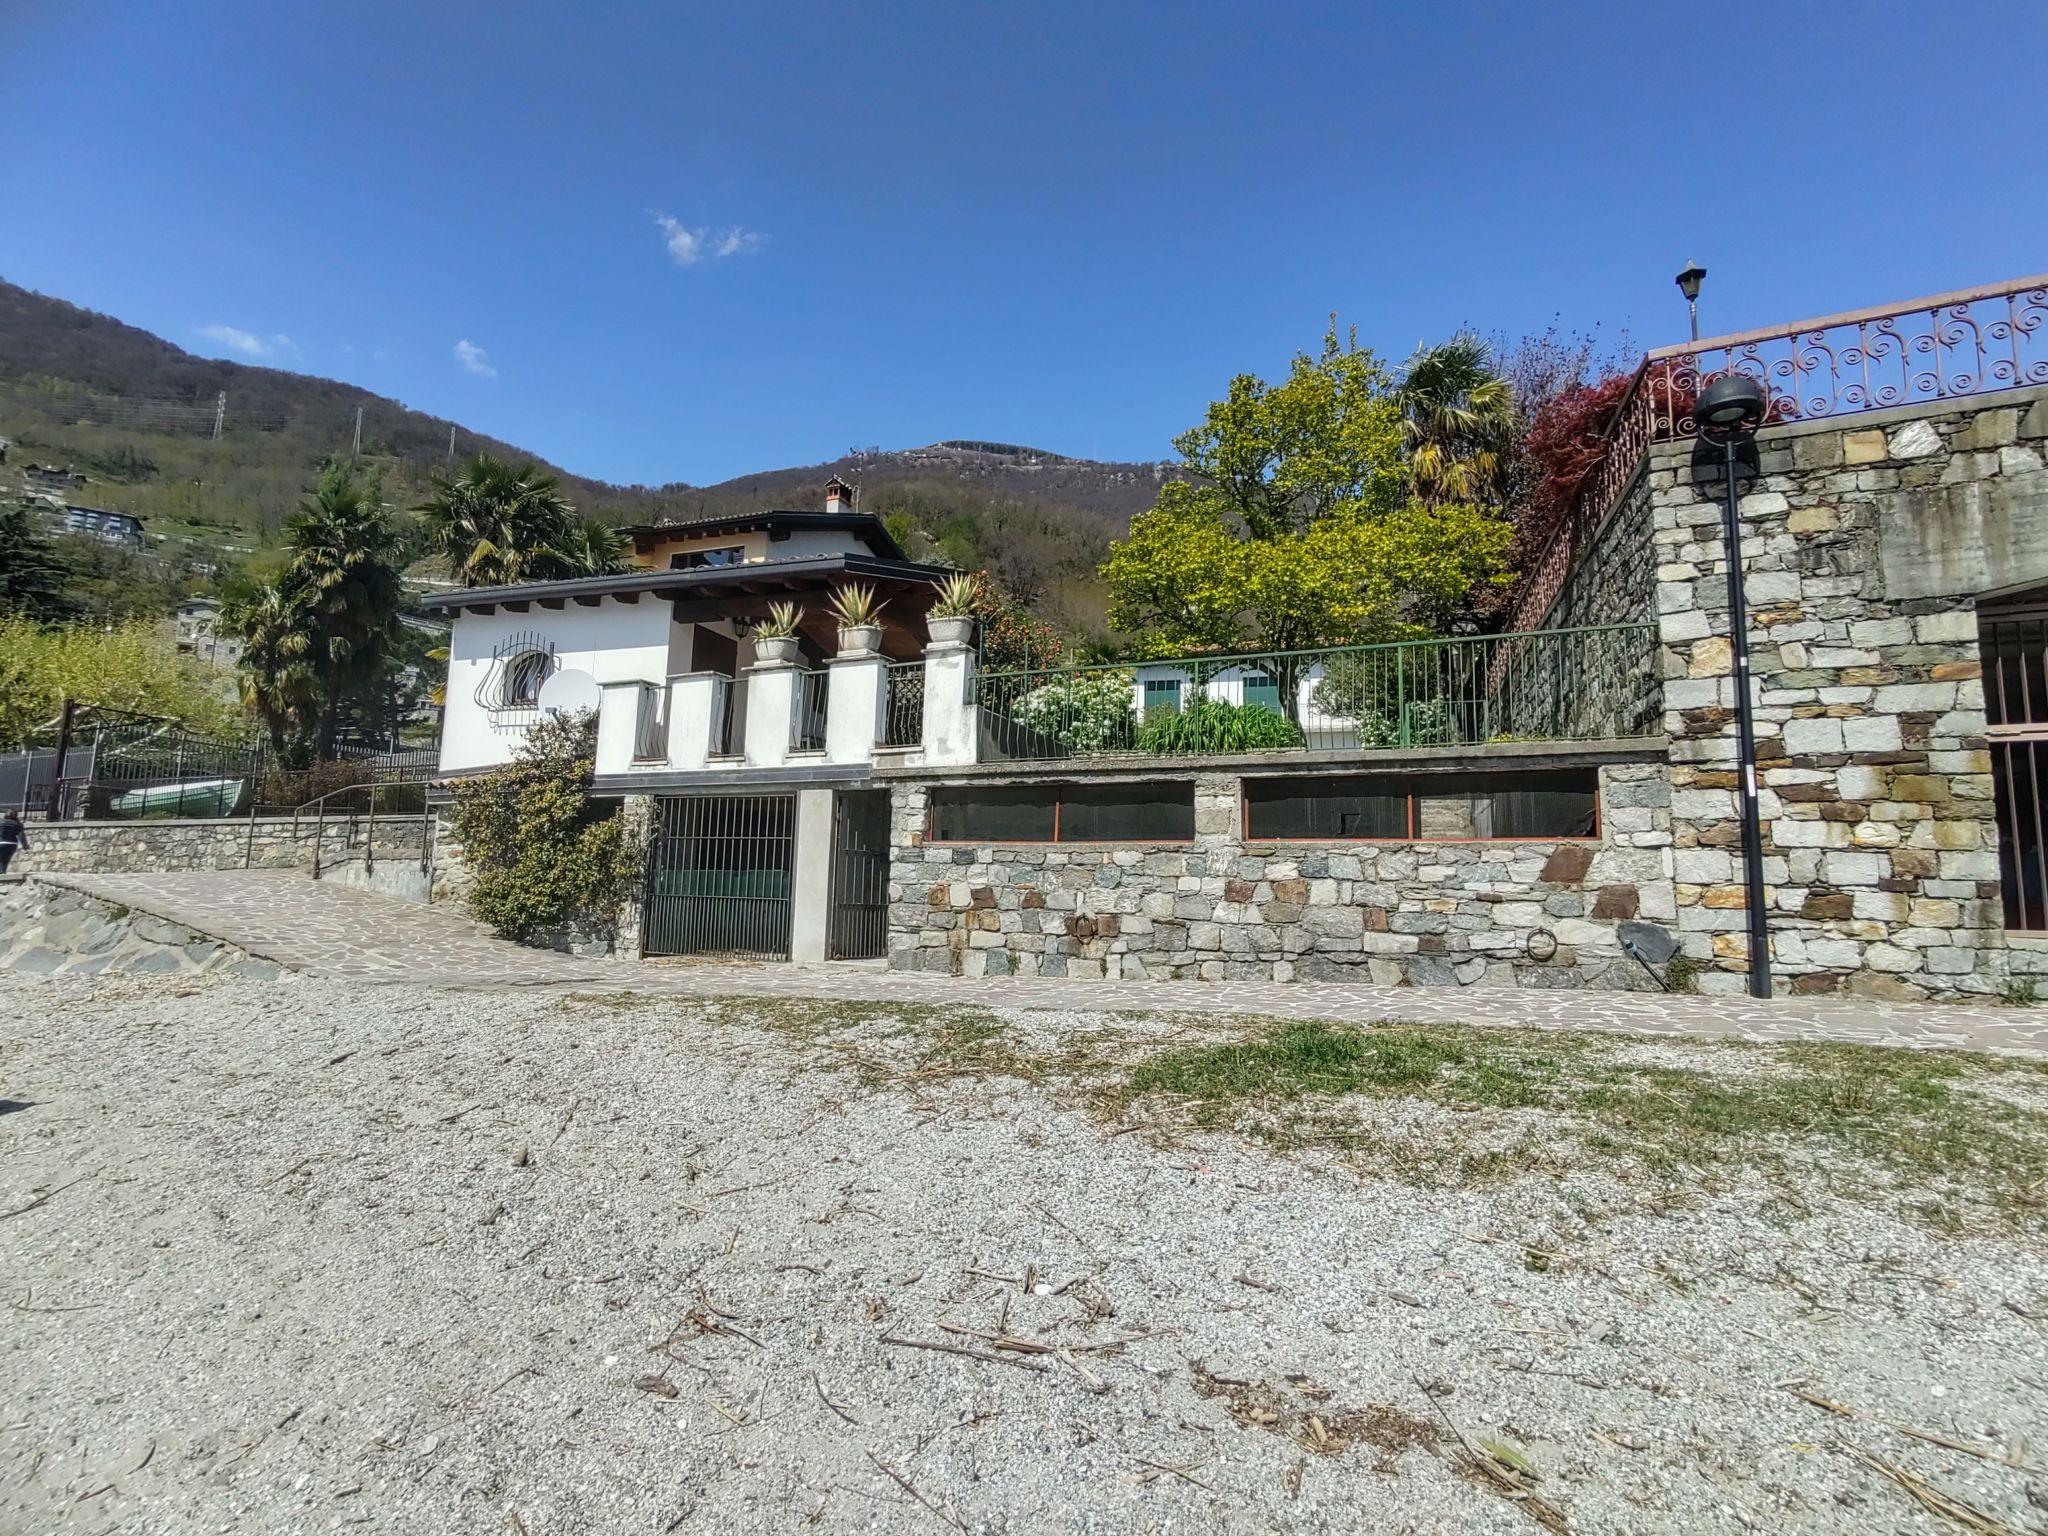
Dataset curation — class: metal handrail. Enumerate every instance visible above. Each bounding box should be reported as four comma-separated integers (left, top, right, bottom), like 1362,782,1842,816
289,779,433,881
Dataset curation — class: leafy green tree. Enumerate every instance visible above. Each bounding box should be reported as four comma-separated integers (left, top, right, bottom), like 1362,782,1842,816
0,502,76,621
418,454,579,586
0,615,243,752
1102,325,1512,664
1396,334,1518,509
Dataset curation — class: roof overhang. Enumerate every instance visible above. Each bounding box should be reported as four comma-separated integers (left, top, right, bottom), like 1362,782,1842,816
415,552,954,617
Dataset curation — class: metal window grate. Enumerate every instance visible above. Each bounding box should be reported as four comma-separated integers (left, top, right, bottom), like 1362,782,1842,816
828,790,890,959
632,682,668,762
643,794,796,959
709,676,748,758
1982,604,2048,932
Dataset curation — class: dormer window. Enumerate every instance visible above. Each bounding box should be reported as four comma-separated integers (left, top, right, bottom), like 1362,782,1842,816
671,545,746,571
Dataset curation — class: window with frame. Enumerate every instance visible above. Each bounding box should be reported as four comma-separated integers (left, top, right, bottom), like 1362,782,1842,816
1241,669,1282,712
927,781,1195,843
1244,768,1598,841
671,544,747,571
499,650,556,708
1142,677,1182,717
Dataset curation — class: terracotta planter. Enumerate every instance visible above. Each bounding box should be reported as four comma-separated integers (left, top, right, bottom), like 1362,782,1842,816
927,615,975,647
838,623,883,657
754,635,800,665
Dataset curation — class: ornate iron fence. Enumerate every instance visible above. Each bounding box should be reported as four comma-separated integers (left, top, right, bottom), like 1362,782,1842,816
1513,273,2048,630
879,661,924,748
974,624,1659,763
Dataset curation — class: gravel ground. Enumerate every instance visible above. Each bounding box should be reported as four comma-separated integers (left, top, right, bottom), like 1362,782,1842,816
4,970,2048,1535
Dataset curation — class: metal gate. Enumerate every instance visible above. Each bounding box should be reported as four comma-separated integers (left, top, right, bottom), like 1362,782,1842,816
1983,595,2048,931
828,790,891,960
643,794,796,959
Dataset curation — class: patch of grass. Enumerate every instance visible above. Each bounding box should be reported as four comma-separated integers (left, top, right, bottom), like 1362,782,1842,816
2001,976,2039,1008
1102,1020,2048,1228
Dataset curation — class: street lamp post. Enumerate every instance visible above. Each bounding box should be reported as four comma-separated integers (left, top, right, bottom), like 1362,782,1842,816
1675,262,1707,342
1696,372,1772,998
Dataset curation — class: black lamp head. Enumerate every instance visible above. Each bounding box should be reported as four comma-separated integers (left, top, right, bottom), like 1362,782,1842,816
1675,262,1706,302
1697,372,1768,435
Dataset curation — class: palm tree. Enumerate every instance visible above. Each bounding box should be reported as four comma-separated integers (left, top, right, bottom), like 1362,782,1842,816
284,462,406,756
417,454,578,587
220,580,318,764
551,519,630,578
1397,334,1518,509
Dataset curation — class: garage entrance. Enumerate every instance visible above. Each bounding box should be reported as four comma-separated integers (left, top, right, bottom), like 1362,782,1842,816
643,794,796,959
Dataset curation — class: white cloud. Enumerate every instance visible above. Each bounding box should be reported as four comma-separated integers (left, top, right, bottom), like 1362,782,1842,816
655,212,767,266
194,323,295,361
453,339,497,378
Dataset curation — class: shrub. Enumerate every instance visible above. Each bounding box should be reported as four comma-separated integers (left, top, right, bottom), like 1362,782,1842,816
448,711,641,945
1013,669,1136,751
1312,653,1456,746
1138,697,1300,754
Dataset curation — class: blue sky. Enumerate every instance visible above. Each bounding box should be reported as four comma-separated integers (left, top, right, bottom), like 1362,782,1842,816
2,1,2044,487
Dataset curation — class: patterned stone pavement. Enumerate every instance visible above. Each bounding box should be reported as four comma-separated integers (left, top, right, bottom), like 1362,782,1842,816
29,871,2048,1058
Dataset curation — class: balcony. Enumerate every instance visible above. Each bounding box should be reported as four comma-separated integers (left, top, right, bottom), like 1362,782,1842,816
588,621,1662,783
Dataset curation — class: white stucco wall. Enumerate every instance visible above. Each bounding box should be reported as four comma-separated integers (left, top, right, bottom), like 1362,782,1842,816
439,597,682,774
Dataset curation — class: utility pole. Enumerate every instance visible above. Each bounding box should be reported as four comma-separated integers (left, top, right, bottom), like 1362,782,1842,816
212,391,227,440
45,698,77,821
352,406,364,463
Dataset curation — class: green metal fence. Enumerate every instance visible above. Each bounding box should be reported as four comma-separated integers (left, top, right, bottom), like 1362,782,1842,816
974,623,1661,762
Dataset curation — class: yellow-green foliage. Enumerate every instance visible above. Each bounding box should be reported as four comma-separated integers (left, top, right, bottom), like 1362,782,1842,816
0,614,245,751
1102,325,1514,656
448,712,642,945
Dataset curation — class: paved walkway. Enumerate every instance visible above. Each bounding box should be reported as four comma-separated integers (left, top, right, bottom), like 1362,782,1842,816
29,870,2048,1058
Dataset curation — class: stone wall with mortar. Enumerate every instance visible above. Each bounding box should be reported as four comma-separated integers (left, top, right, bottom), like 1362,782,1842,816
1547,471,1656,631
1650,388,2048,998
11,815,425,878
885,760,1675,989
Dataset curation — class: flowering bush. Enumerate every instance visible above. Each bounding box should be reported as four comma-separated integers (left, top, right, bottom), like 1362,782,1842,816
1014,669,1136,751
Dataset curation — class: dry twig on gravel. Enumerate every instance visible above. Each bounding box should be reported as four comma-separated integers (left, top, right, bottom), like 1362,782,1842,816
1841,1441,2026,1534
2,1175,89,1219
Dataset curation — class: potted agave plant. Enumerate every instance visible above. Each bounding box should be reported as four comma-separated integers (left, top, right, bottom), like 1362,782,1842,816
927,571,979,647
828,583,886,657
751,600,804,664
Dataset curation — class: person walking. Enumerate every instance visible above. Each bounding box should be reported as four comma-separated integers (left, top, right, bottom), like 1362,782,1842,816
0,808,27,875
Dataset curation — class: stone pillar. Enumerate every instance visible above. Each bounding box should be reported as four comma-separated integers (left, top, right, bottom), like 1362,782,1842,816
743,661,798,770
593,681,642,775
610,794,655,961
825,653,887,765
921,642,978,766
665,673,719,769
788,786,836,965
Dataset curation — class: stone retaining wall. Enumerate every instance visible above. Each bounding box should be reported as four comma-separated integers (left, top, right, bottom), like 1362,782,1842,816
885,762,1676,988
10,815,424,877
1651,389,2048,998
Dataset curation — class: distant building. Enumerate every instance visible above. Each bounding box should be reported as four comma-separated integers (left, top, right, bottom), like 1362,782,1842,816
56,503,144,549
173,596,240,666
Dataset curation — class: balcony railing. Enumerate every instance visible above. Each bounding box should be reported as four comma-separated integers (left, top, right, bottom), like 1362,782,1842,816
974,624,1660,764
632,682,667,762
1512,273,2048,630
709,676,746,758
879,660,925,747
790,670,828,753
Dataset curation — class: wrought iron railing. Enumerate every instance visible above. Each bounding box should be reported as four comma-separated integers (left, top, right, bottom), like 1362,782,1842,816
632,681,667,761
1512,273,2048,630
879,661,925,748
974,624,1660,763
709,676,746,758
790,670,828,753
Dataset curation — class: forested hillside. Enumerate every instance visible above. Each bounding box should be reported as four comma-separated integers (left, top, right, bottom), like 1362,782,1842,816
0,279,1164,630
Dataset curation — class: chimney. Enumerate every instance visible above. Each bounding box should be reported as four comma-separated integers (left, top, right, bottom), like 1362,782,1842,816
824,476,855,515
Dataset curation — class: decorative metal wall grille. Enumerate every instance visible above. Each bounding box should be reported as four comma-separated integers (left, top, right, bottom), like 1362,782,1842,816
642,794,796,960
